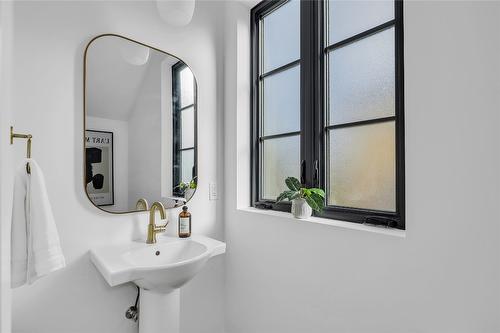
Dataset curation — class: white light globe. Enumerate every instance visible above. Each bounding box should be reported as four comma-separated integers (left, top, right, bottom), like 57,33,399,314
156,0,195,27
120,42,150,66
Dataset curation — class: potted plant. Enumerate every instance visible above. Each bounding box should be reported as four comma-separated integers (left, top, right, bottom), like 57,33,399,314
276,177,325,219
175,177,197,201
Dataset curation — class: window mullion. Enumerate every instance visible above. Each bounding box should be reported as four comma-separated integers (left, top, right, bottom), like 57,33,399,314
395,0,405,229
300,0,316,188
315,0,325,193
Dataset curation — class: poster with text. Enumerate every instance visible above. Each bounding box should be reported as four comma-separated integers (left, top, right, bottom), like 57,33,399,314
85,130,114,206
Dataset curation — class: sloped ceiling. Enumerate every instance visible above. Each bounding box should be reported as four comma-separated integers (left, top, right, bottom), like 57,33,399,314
85,36,181,121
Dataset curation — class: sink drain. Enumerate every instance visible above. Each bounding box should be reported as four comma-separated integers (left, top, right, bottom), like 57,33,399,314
155,251,160,256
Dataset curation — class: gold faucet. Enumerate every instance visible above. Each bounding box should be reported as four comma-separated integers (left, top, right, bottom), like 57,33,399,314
147,202,168,244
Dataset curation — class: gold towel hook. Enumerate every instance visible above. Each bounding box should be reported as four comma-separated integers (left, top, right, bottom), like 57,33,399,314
10,126,33,174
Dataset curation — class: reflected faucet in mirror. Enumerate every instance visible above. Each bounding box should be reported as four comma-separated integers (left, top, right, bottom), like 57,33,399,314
135,198,149,211
147,202,168,244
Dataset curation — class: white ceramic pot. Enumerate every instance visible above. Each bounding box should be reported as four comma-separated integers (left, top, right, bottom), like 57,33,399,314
184,188,195,201
291,198,312,219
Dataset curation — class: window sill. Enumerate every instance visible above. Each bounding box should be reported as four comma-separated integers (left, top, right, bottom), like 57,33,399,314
237,207,406,238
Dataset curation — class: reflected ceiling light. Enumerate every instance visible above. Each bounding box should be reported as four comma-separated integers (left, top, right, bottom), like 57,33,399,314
156,0,195,27
120,42,150,66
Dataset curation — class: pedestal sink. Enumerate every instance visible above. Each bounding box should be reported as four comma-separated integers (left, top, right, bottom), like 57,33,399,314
90,235,225,333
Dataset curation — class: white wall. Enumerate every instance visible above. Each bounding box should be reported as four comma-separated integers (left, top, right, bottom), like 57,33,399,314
86,116,129,212
8,1,225,333
224,1,500,333
0,2,13,332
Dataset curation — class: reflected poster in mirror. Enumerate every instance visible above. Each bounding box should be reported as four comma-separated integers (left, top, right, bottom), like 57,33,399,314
84,35,198,213
85,130,114,206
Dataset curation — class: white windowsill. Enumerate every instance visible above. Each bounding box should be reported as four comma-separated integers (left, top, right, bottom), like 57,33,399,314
237,207,406,238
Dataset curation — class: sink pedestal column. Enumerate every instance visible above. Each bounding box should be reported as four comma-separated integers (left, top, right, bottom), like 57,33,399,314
139,288,180,333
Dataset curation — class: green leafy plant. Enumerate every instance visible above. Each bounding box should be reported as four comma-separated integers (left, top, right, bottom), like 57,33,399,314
276,177,325,212
175,177,197,192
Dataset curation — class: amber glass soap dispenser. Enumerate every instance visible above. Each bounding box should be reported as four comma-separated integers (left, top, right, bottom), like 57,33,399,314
178,206,191,238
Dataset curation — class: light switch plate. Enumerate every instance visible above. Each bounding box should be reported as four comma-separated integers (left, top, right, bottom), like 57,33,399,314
209,183,218,200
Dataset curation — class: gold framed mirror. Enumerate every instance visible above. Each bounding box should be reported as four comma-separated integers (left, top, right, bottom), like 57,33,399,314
84,34,198,213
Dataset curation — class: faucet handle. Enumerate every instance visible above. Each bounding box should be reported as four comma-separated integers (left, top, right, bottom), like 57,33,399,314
155,220,169,233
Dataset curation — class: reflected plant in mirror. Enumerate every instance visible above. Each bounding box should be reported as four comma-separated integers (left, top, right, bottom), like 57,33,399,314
174,176,197,202
84,35,198,213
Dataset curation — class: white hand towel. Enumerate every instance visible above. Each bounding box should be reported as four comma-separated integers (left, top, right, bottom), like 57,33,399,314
11,158,65,288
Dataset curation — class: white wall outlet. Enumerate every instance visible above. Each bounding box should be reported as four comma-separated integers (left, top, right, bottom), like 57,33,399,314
209,183,218,200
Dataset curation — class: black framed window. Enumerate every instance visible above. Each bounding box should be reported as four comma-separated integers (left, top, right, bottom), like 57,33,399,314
251,0,405,229
172,61,197,196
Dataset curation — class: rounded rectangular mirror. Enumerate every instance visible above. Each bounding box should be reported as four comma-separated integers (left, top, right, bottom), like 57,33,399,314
84,34,197,213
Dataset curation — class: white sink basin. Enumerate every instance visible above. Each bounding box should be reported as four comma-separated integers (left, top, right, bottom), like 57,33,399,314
90,235,225,293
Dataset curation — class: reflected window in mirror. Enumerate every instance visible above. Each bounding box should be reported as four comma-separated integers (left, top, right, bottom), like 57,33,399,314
172,62,197,197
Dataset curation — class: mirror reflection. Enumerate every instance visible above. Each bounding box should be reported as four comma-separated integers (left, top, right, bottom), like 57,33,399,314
84,35,197,213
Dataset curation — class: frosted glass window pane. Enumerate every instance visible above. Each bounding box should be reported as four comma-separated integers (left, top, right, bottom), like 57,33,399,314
262,135,300,200
263,0,300,72
328,0,394,45
180,67,194,108
181,107,194,149
328,122,395,211
181,149,194,184
328,28,395,125
263,66,300,136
